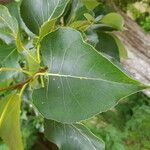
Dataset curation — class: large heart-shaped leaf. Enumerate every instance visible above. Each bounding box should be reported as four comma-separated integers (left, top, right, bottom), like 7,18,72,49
0,93,23,150
20,0,70,36
0,43,19,88
44,120,105,150
32,28,147,123
0,5,18,44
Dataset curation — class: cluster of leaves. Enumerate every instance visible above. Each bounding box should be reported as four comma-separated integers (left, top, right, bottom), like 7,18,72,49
84,92,150,150
0,0,149,149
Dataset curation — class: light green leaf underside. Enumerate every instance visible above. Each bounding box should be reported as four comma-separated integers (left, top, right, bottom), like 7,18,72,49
0,5,18,44
110,33,128,59
101,13,124,31
45,120,105,150
20,0,70,35
0,94,23,150
32,28,146,123
80,0,99,10
0,43,19,88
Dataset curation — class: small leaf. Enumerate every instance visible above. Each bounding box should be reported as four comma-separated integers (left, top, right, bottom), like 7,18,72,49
44,120,105,150
0,5,23,52
20,0,70,36
80,0,99,10
0,93,23,150
101,13,124,31
32,28,148,123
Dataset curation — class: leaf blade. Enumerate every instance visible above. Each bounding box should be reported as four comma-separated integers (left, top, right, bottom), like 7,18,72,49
0,5,18,44
20,0,70,36
32,28,147,123
44,120,105,150
0,94,23,150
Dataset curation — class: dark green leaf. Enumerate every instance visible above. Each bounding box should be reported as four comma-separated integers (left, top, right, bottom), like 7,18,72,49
95,32,120,61
20,0,70,36
44,120,105,150
0,43,19,88
32,28,147,123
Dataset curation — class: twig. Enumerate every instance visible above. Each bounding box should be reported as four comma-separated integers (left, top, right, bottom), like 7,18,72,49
0,67,48,92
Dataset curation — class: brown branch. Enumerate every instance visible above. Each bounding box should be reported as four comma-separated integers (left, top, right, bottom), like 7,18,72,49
0,67,48,92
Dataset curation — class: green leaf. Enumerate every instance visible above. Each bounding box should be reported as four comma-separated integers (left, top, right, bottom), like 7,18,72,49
68,1,93,24
84,13,95,22
44,120,105,150
32,28,147,123
80,0,99,10
0,5,18,44
0,43,19,88
0,93,23,150
20,0,70,36
101,13,124,31
70,20,91,31
0,5,23,53
110,33,128,59
95,32,120,61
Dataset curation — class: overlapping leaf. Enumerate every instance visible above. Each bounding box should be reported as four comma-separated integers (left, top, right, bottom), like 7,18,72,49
20,0,70,37
45,120,105,150
32,28,147,123
0,93,23,150
100,13,124,31
0,5,19,44
94,31,127,60
0,43,19,88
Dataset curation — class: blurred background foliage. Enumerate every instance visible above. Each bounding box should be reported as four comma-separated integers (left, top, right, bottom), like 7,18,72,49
114,0,150,31
83,93,150,150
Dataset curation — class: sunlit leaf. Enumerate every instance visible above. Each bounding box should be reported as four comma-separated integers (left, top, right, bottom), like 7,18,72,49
80,0,99,10
101,13,124,31
45,120,105,150
0,93,23,150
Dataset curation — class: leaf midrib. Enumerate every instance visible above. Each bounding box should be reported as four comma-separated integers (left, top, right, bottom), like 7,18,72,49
46,73,140,86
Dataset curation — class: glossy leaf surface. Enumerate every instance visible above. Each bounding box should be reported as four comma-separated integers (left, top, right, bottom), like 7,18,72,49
32,28,146,123
45,120,105,150
20,0,70,35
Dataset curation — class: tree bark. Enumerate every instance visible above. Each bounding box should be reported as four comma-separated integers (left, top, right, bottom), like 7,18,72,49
111,6,150,96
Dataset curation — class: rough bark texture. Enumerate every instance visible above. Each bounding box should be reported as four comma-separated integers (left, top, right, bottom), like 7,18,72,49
116,12,150,96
